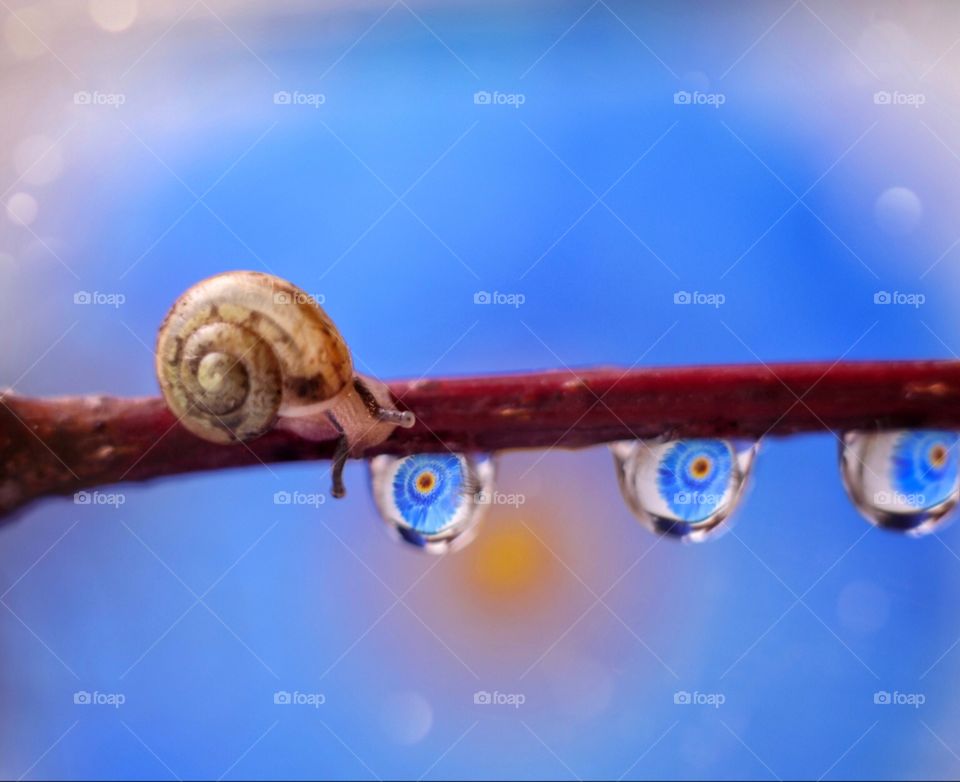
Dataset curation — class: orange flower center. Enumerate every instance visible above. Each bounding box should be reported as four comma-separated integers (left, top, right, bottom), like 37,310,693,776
416,471,436,493
930,444,948,468
690,456,711,479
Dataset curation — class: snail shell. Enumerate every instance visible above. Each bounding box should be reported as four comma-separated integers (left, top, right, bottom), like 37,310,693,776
156,271,353,444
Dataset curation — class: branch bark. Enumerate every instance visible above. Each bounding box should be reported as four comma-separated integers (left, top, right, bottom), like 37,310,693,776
2,359,960,519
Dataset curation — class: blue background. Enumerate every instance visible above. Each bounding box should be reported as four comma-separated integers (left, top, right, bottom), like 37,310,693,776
2,1,960,778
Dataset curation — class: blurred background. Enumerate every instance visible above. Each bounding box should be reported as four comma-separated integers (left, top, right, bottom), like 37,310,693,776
2,0,960,778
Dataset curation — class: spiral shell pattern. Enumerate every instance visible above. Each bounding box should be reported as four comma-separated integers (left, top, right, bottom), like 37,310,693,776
155,271,353,444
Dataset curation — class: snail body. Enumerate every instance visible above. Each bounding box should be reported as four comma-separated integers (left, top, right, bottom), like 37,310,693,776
155,271,413,497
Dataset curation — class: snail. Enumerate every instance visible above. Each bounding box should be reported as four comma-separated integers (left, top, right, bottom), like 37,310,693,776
155,271,414,498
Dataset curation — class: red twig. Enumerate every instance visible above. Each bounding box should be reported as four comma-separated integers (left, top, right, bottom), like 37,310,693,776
2,359,959,518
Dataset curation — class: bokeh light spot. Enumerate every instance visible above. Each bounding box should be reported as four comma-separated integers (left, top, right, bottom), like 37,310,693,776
6,193,38,226
88,0,138,32
380,691,433,745
874,186,922,236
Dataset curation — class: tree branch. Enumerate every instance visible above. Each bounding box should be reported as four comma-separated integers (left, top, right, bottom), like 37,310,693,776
2,359,960,519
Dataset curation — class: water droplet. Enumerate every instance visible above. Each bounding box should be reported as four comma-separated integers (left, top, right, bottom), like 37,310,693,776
840,429,959,536
369,452,495,553
610,438,758,542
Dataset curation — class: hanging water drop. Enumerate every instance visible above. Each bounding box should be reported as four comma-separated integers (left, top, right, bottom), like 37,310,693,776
369,452,495,553
610,438,758,542
840,430,959,536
